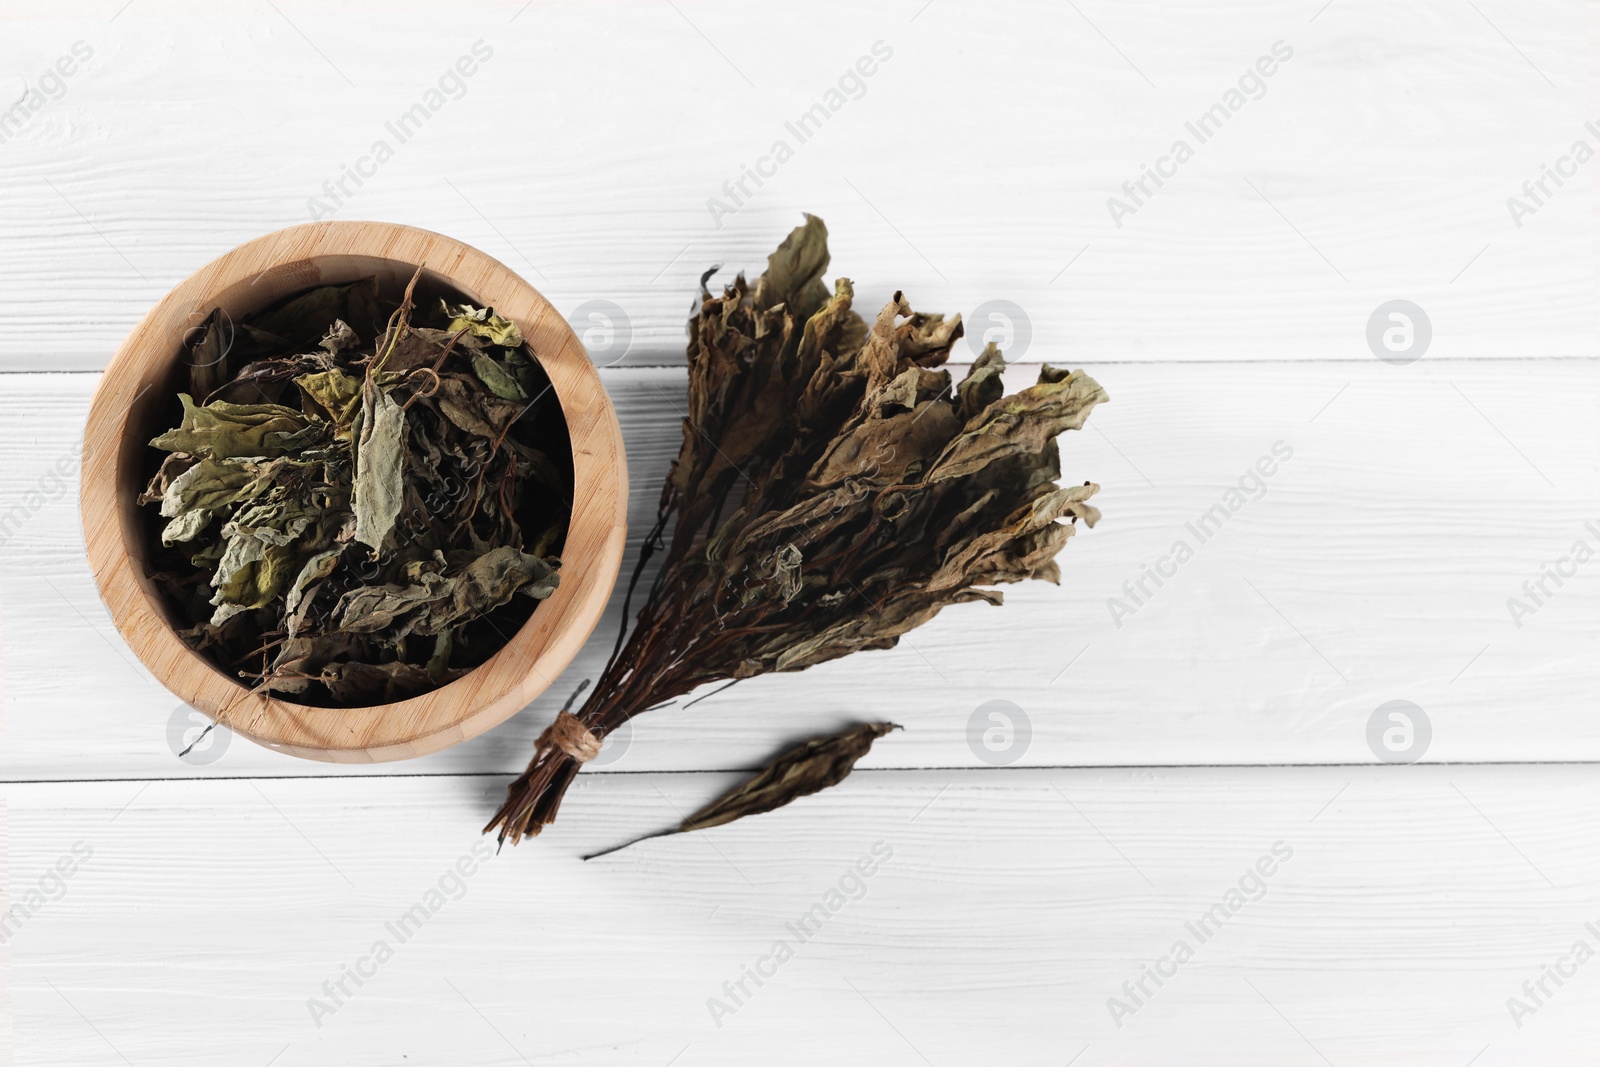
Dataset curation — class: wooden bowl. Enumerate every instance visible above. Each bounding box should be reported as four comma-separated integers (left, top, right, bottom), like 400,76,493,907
80,221,628,762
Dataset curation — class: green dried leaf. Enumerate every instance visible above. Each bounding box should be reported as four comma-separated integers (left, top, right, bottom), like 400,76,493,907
206,495,320,624
295,368,363,431
444,302,524,346
352,378,406,551
320,319,360,355
335,545,558,638
150,395,315,460
284,547,343,635
153,458,255,544
585,722,900,859
470,351,528,400
433,376,524,439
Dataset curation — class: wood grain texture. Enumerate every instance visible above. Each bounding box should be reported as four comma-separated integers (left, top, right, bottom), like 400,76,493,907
0,0,1590,370
2,2,1596,1063
7,767,1599,1065
5,358,1597,779
78,221,629,762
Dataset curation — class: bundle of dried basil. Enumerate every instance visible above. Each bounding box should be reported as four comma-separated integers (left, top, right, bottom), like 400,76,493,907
140,270,571,706
488,215,1106,843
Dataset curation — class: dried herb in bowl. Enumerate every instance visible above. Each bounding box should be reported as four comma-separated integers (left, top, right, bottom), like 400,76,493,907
139,269,572,707
488,214,1107,844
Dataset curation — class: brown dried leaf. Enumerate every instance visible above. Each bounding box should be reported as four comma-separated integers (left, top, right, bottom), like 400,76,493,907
585,722,900,859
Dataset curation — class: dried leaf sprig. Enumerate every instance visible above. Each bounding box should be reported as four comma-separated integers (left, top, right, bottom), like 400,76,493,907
141,269,572,706
584,721,901,859
488,214,1107,843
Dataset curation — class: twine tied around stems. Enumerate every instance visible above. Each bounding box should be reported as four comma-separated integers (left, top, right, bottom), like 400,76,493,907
539,710,602,764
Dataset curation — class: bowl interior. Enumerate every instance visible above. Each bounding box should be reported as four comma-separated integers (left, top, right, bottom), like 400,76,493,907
123,255,573,708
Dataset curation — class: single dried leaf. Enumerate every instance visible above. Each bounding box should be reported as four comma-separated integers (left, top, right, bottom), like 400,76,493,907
681,721,899,832
335,545,559,639
153,458,257,544
185,307,232,399
752,211,832,323
150,395,315,460
433,376,525,439
284,547,343,634
585,722,900,858
373,325,450,374
352,379,406,551
296,368,363,430
320,319,360,355
445,303,524,346
470,351,528,400
929,364,1108,483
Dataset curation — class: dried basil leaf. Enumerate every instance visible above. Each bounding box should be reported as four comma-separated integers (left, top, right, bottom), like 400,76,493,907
584,722,900,859
352,378,405,551
752,210,832,322
470,351,528,400
296,368,362,431
185,307,232,400
334,545,558,639
150,395,313,460
444,302,524,346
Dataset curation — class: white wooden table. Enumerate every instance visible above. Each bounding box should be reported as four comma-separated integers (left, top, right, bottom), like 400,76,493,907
2,1,1597,1062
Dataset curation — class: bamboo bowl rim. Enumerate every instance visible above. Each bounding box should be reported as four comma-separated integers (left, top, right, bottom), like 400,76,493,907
80,221,628,763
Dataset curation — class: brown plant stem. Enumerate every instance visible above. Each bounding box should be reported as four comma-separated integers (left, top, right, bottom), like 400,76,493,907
486,499,748,843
